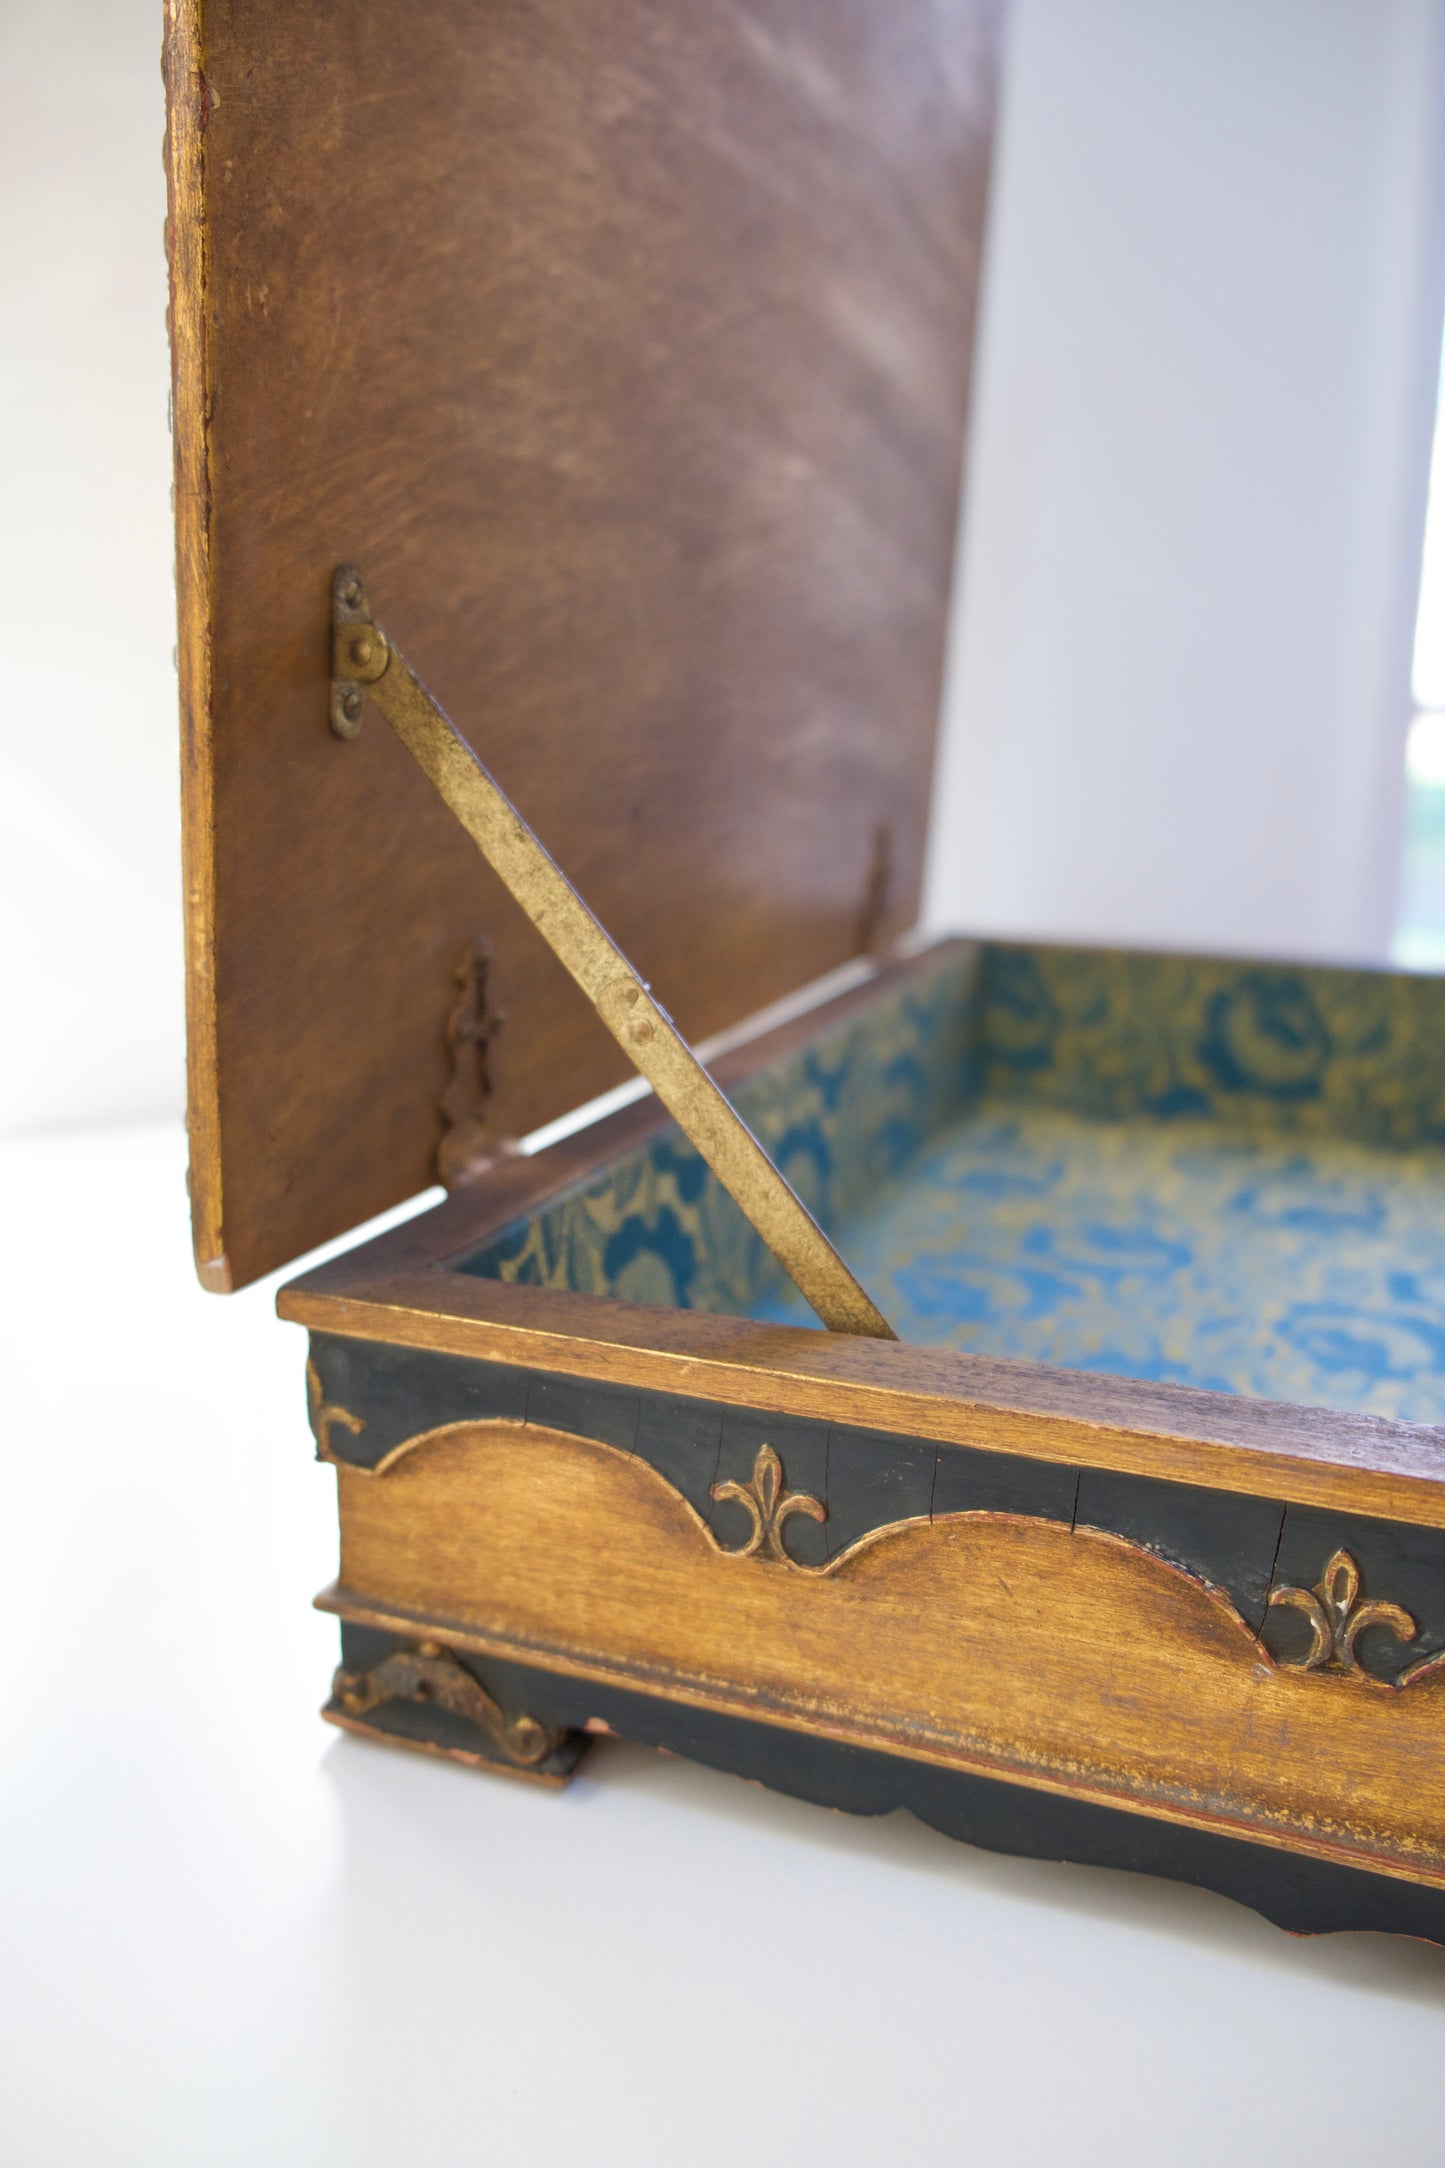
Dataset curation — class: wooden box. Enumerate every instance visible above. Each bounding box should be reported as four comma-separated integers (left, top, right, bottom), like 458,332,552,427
165,0,1445,1941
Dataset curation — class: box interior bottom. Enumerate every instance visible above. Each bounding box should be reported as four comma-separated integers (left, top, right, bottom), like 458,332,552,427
752,1098,1445,1420
454,940,1445,1426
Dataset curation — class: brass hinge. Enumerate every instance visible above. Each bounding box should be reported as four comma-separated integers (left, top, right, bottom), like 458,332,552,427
326,564,894,1339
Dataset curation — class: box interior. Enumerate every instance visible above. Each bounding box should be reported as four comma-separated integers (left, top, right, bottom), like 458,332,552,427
453,943,1445,1423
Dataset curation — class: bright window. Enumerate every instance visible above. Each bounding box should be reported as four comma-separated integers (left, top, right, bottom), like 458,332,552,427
1396,338,1445,967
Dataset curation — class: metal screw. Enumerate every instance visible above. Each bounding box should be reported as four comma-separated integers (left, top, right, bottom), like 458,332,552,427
340,575,362,608
342,687,363,723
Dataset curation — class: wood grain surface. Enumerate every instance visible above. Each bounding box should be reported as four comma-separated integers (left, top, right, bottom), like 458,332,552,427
281,1270,1445,1529
326,1418,1445,1887
164,0,1005,1289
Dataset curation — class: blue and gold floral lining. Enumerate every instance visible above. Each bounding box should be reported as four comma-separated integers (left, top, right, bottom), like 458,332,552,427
456,944,978,1317
977,945,1445,1146
754,1105,1445,1421
455,942,1445,1421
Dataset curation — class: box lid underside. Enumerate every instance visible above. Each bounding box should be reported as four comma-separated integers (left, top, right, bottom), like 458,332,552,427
166,0,1005,1288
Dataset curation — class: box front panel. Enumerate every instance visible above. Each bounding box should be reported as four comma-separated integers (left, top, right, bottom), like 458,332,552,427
309,1333,1445,1903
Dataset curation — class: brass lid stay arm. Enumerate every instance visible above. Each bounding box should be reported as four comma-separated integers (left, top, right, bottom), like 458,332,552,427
329,565,895,1341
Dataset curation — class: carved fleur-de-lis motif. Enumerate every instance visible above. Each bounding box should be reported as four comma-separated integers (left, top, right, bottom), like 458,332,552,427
711,1445,826,1567
1268,1549,1418,1677
306,1358,365,1459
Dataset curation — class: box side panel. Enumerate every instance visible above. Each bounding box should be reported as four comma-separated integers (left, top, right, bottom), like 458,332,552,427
978,944,1445,1145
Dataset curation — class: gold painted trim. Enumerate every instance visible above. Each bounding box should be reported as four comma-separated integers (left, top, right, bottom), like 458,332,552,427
164,0,227,1288
306,1359,365,1460
712,1445,827,1568
1268,1549,1445,1688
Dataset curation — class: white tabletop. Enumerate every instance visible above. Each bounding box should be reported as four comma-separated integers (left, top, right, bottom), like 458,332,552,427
4,1122,1444,2166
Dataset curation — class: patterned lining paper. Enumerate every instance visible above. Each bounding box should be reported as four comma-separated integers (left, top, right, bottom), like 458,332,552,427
453,943,1445,1419
455,944,980,1317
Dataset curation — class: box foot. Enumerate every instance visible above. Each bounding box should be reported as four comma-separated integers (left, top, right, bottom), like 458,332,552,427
324,1639,589,1787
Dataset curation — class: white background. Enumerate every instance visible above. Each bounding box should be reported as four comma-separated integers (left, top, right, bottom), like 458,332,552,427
5,4,1445,2159
1,0,181,1135
927,0,1445,964
5,1123,1445,2166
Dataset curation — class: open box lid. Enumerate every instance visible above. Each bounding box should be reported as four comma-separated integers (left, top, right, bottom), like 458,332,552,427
163,0,1005,1291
